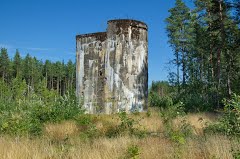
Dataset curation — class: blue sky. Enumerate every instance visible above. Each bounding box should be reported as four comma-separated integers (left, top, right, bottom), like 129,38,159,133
0,0,193,83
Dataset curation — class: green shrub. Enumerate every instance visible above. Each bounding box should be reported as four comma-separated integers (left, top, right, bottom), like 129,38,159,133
106,111,135,137
232,149,240,159
181,93,212,112
149,92,173,108
0,92,84,136
31,94,83,123
148,92,161,107
168,119,193,145
75,114,99,139
205,94,240,136
146,110,151,117
160,102,193,145
160,101,186,124
125,144,140,159
106,111,146,138
118,112,135,130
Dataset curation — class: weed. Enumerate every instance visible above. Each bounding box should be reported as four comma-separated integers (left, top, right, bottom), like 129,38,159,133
125,144,140,159
146,110,151,117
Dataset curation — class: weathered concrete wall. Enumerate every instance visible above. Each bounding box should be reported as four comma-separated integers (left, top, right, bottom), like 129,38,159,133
76,32,107,113
76,19,148,114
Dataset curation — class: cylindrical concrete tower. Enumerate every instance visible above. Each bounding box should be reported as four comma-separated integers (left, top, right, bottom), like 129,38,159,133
76,19,148,114
104,19,148,113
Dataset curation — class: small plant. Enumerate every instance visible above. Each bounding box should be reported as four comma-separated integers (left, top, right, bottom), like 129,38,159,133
170,130,186,145
118,111,135,130
75,115,99,139
125,144,140,159
106,111,135,137
160,101,185,124
168,120,192,145
160,102,192,146
233,150,240,159
146,109,151,117
106,111,146,138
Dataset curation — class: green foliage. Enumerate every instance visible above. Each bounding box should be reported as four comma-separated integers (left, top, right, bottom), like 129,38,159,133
166,0,240,110
124,144,140,159
0,48,10,82
146,110,151,117
0,48,76,99
149,92,173,108
148,92,161,107
160,102,185,123
75,115,99,139
12,77,27,101
106,112,135,137
0,91,84,136
0,79,12,101
106,112,146,138
233,150,240,159
160,102,192,145
168,119,193,145
118,112,135,130
0,101,42,135
148,81,176,109
0,49,80,136
179,91,213,112
205,94,240,136
169,130,186,145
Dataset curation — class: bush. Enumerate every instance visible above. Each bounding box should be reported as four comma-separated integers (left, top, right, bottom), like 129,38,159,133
205,94,240,136
181,93,212,112
31,93,83,123
75,114,99,139
124,144,140,159
106,111,146,138
106,112,135,137
160,101,186,124
160,102,193,145
233,149,240,159
0,92,84,136
149,92,173,108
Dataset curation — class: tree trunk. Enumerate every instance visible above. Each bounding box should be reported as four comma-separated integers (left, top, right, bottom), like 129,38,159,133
176,50,180,93
182,48,186,86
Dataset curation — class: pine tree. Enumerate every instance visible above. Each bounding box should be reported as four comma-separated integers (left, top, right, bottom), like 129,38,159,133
166,0,193,87
13,49,22,78
66,60,75,91
0,48,10,82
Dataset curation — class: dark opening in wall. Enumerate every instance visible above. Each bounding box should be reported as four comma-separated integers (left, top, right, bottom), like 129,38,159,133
99,71,103,76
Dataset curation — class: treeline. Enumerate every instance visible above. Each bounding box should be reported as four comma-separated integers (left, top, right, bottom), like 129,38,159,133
0,48,76,101
165,0,240,111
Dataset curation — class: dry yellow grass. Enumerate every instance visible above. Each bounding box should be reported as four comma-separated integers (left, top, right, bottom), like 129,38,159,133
0,135,238,159
0,108,238,159
173,112,218,135
44,120,79,140
133,109,164,133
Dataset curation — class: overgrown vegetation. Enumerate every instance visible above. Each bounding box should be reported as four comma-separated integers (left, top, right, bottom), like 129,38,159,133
0,48,79,136
165,0,240,111
0,0,240,158
0,91,83,136
205,94,240,136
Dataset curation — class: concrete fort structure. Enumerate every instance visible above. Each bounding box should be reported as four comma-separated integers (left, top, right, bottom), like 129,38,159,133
76,19,148,114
